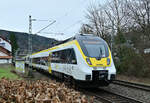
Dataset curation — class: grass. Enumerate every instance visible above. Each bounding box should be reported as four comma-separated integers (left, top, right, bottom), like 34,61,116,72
0,64,19,79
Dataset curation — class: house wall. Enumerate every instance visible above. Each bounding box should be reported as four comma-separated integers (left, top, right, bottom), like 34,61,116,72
0,37,12,64
0,51,8,56
0,59,12,64
0,38,11,52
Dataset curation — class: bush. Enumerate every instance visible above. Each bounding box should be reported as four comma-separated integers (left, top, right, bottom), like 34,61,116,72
114,45,150,78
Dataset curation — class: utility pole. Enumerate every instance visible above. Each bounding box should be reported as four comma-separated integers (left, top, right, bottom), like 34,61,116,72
27,15,56,77
28,15,34,77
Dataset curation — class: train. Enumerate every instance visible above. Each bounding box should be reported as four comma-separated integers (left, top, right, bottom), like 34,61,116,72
25,34,116,87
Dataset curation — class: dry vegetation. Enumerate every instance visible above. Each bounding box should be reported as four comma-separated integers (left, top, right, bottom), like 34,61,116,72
0,78,94,103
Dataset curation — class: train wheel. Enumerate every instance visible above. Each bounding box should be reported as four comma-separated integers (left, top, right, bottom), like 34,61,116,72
71,78,76,88
64,76,75,88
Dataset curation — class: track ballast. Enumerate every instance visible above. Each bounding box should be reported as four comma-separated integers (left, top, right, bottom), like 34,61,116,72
113,80,150,92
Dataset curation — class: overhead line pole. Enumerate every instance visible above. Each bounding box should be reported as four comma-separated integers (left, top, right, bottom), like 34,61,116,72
28,15,35,77
27,15,56,77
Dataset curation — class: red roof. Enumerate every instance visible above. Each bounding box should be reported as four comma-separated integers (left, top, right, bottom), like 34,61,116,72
0,35,11,44
0,56,12,59
0,46,11,56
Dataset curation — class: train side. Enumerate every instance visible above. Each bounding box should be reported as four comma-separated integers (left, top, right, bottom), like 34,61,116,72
25,34,116,87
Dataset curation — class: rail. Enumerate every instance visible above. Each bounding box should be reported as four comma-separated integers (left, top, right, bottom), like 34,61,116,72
80,88,143,103
113,80,150,92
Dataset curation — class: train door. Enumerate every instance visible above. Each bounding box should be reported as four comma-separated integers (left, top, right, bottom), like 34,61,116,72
48,53,52,73
66,48,77,75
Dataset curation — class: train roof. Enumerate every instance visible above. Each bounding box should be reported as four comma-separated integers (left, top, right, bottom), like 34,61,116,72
75,34,104,41
54,34,105,46
24,34,106,58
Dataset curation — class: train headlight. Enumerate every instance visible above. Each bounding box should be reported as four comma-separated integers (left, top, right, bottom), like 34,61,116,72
86,58,92,65
107,58,110,65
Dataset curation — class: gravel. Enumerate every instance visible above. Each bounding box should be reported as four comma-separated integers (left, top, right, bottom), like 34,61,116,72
101,83,150,103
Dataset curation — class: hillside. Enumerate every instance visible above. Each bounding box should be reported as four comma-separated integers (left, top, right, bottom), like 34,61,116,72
0,29,58,54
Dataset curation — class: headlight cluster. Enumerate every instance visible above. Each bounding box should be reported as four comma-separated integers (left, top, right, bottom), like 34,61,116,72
86,58,110,65
86,58,92,65
107,58,110,65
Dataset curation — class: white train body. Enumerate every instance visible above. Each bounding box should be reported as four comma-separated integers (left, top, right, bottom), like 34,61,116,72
25,34,116,87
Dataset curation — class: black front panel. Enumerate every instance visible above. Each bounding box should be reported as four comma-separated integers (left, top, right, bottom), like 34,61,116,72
110,74,116,81
92,70,108,81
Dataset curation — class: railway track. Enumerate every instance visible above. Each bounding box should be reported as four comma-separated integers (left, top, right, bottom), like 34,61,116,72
113,80,150,92
35,70,144,103
81,88,143,103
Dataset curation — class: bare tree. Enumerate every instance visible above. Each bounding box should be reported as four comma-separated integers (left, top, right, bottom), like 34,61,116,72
85,4,110,39
79,24,93,34
127,0,150,39
84,0,132,45
104,0,131,34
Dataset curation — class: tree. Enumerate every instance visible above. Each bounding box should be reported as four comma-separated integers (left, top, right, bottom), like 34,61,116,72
79,24,93,34
9,33,18,56
115,30,126,44
127,0,150,40
86,4,109,38
84,4,112,45
81,0,150,78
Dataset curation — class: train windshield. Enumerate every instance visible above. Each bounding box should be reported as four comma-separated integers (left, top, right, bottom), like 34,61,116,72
80,40,109,58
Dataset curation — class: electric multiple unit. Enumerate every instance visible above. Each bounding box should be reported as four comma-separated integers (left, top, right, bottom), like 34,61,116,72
25,34,116,87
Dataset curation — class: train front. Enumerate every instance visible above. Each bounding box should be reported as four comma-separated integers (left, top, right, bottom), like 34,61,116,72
76,34,116,87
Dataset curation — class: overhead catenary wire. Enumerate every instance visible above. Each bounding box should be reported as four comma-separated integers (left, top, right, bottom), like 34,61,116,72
62,20,83,32
44,0,89,33
34,20,52,22
54,0,89,25
35,0,90,40
36,20,56,34
41,20,83,39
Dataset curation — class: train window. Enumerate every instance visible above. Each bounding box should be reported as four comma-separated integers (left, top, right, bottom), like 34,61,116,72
51,51,62,63
79,40,109,58
33,57,48,66
51,48,77,64
84,44,106,58
40,57,48,65
64,49,77,64
70,49,77,64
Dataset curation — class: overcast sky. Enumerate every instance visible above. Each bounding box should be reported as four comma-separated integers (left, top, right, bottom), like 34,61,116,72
0,0,105,40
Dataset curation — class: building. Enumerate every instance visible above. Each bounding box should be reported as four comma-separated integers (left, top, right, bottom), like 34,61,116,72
144,48,150,54
0,36,12,63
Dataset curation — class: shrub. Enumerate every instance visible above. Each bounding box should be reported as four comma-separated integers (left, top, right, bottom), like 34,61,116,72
114,45,149,78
